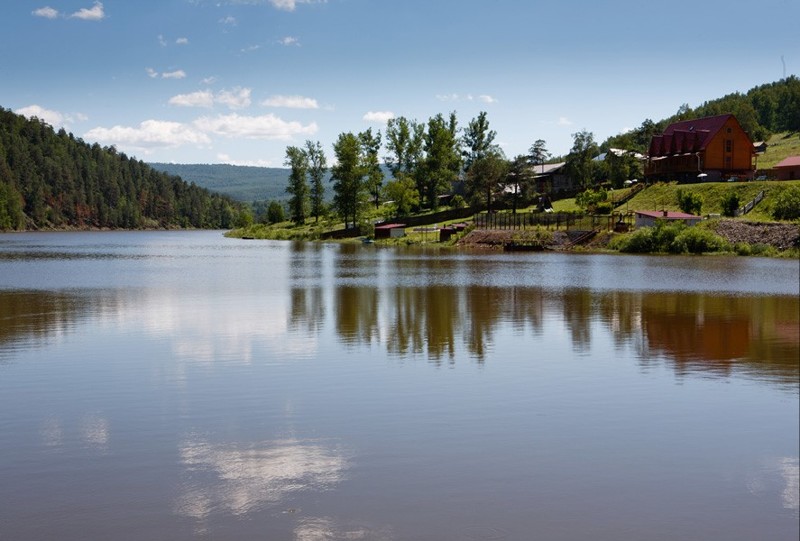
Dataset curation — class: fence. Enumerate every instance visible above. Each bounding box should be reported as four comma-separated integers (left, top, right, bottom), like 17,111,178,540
735,190,765,217
474,212,630,232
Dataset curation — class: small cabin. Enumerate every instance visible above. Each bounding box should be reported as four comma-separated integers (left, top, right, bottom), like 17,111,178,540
634,210,703,228
374,223,406,239
774,156,800,180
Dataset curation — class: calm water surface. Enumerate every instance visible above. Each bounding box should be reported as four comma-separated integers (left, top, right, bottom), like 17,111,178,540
1,231,798,540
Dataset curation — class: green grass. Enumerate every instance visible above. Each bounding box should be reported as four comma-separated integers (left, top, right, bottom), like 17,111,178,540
757,132,800,170
620,180,800,221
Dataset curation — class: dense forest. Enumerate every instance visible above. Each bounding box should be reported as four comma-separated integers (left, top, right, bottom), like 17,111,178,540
0,108,244,231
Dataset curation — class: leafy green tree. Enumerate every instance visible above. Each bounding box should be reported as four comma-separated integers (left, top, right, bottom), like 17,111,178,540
676,189,703,215
772,186,800,220
528,139,550,175
284,145,309,224
721,191,740,217
331,132,366,229
466,149,508,212
304,140,327,223
383,176,420,217
385,116,424,178
565,130,598,189
504,154,535,214
360,128,384,209
462,111,498,172
266,200,285,224
421,112,462,209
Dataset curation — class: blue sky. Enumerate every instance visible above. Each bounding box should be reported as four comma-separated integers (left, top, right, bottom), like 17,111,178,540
2,0,798,167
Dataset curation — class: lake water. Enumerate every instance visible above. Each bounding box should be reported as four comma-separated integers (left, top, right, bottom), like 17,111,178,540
0,231,798,541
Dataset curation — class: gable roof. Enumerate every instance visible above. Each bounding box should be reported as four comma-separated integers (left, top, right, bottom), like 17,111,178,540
635,210,702,220
648,114,746,158
774,156,800,169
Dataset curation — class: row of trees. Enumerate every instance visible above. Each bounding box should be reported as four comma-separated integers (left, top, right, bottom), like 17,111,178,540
283,111,556,228
0,107,245,230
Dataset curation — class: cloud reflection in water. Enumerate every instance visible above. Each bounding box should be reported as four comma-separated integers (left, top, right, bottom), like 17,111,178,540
176,437,349,521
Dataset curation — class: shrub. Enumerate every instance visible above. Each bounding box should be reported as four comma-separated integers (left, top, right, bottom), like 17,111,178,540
676,189,703,215
266,200,285,224
594,202,613,214
450,194,467,209
670,227,730,254
772,186,800,220
721,191,740,217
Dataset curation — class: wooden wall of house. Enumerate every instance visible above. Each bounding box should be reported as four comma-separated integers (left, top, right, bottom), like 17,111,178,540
702,117,753,172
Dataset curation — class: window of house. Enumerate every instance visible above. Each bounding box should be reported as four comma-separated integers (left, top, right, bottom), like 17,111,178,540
725,140,732,152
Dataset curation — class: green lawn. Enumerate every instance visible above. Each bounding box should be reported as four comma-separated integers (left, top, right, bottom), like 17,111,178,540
757,132,800,170
623,180,800,221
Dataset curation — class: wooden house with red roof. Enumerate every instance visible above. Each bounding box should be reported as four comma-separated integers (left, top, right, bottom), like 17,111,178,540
773,156,800,180
645,114,754,182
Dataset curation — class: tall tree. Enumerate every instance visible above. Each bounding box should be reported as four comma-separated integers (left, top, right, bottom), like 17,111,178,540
305,140,327,223
385,116,424,178
330,132,366,229
462,111,497,172
421,112,462,209
505,154,535,214
466,148,508,213
528,139,550,175
565,130,598,190
359,128,384,209
284,145,309,224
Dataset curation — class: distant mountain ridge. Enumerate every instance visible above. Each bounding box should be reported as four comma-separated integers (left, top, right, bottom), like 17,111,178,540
149,163,294,203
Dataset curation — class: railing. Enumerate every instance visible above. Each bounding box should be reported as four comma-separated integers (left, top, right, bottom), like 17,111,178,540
474,212,630,232
735,190,765,216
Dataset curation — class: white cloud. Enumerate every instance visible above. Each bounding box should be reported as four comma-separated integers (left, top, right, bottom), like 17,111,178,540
70,1,105,21
217,153,274,167
558,116,574,126
479,94,497,104
363,111,394,123
162,70,187,80
169,90,215,108
194,113,318,140
278,36,300,46
241,44,261,53
176,37,189,45
261,95,319,109
158,34,168,47
85,120,211,152
219,15,237,26
201,76,218,85
436,93,475,102
16,105,65,127
146,67,159,78
215,87,252,109
269,0,326,12
15,105,88,129
32,6,60,19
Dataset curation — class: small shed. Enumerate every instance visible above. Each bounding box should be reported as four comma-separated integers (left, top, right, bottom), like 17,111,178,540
634,210,703,228
774,156,800,181
374,223,406,239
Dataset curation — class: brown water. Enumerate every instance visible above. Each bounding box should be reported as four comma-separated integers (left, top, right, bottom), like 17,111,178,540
0,231,798,540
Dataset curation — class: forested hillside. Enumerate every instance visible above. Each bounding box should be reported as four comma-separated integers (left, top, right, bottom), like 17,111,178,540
602,76,800,152
149,163,291,203
0,108,244,231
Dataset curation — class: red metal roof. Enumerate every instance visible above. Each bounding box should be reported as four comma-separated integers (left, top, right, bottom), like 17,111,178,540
649,114,741,157
635,210,702,219
374,223,406,230
774,156,800,168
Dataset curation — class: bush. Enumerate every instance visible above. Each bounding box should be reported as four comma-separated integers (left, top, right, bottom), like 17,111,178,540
450,194,467,209
669,227,730,254
266,200,285,224
594,202,613,214
676,189,703,215
721,191,740,217
772,186,800,220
